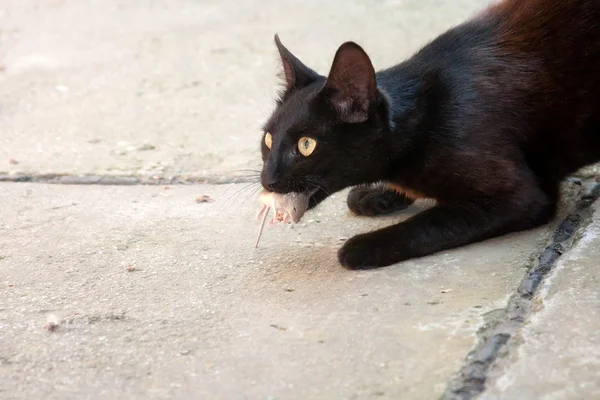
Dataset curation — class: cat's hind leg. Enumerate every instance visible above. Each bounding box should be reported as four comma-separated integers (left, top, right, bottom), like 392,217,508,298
347,184,414,216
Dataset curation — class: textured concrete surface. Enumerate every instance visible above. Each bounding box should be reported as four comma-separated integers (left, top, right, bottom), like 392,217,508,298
2,0,600,399
0,0,491,182
0,183,550,399
481,200,600,400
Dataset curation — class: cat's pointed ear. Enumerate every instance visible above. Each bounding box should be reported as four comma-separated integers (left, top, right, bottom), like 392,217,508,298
323,42,377,123
274,34,319,91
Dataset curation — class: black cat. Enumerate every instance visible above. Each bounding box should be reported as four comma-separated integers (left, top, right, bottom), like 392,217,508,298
259,0,600,269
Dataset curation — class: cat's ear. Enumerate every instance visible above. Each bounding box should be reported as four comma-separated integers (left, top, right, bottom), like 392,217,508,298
323,42,377,123
274,34,320,91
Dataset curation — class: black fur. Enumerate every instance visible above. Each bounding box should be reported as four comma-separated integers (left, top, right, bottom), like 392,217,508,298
260,0,600,269
346,185,414,217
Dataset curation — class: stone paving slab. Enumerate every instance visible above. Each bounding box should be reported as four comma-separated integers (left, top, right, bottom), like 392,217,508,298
0,182,551,400
0,0,492,181
481,200,600,400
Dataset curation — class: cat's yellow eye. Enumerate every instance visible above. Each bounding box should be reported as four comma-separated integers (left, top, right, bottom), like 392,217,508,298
264,132,272,149
298,137,317,157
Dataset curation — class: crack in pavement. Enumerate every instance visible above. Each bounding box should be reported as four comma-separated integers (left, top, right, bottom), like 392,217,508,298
0,173,256,185
441,181,600,400
2,172,594,187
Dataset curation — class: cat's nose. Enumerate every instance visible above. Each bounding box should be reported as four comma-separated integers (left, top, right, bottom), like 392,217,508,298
263,178,279,191
262,162,282,191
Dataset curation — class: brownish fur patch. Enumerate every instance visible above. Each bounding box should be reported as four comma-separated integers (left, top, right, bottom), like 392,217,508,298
385,183,428,201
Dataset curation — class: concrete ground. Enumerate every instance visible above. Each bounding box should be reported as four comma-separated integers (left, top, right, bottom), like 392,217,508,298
1,1,599,399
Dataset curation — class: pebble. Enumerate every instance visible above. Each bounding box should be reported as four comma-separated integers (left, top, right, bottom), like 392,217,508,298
45,313,60,332
196,195,215,203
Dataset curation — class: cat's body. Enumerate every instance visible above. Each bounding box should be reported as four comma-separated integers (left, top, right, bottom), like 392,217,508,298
260,0,600,269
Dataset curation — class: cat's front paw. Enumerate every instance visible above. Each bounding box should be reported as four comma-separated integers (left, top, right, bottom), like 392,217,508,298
338,233,393,270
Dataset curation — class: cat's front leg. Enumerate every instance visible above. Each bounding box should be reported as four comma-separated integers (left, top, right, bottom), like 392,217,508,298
347,184,414,216
338,192,554,269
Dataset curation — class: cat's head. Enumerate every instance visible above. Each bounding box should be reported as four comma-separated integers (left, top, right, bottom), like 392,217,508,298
260,35,393,198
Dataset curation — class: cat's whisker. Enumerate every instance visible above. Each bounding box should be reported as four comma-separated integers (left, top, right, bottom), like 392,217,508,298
304,177,332,197
223,182,261,203
239,185,264,208
222,173,261,178
219,169,262,181
220,172,261,180
217,182,262,211
226,169,262,174
217,172,260,189
311,184,331,197
256,104,269,120
217,180,255,203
